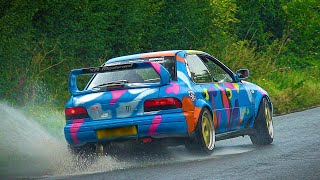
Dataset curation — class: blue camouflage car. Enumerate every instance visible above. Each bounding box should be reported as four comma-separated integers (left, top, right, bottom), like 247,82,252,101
64,50,274,154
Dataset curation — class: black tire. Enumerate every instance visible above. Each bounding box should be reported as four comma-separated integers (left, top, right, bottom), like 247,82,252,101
250,97,274,145
185,108,215,154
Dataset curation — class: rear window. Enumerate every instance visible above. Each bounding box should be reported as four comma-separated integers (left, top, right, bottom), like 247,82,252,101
86,57,176,89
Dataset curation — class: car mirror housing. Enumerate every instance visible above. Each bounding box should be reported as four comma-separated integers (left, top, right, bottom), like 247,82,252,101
236,69,250,80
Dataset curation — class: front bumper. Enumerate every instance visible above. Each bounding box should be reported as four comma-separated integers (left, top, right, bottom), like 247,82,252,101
64,112,188,145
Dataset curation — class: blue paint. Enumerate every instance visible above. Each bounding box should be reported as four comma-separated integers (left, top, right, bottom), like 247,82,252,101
64,50,271,146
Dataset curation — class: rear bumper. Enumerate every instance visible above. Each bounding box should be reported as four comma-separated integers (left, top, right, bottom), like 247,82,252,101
64,112,188,145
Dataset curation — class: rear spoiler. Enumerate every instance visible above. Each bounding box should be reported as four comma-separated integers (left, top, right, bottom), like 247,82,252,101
69,62,171,95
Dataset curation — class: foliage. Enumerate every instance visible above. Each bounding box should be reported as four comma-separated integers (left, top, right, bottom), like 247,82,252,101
234,0,285,47
0,0,319,114
281,0,320,59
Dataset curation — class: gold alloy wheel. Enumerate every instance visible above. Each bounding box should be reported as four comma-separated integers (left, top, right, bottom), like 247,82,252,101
265,103,274,139
201,112,214,149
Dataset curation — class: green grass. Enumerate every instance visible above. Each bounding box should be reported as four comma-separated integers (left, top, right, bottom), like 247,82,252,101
254,67,320,114
22,104,65,139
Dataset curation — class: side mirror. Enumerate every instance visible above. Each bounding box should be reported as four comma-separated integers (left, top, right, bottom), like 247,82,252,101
236,69,250,80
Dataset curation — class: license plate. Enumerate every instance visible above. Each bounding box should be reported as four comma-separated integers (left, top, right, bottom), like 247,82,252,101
96,126,137,139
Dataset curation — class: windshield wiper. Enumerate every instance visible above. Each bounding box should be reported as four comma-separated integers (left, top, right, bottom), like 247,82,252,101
92,80,128,89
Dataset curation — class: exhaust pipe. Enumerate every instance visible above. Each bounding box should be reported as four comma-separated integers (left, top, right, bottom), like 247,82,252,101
95,143,104,155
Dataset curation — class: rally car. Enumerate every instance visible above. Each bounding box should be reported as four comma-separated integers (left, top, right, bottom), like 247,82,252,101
64,50,274,154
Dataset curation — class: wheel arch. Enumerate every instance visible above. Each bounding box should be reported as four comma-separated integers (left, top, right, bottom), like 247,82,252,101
250,94,274,145
194,99,215,127
252,95,273,127
256,95,273,115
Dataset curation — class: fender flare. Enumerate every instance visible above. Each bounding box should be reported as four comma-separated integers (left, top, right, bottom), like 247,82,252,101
252,95,273,127
194,99,214,128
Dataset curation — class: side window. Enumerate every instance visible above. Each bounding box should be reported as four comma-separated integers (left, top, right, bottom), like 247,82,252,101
185,55,213,83
201,56,233,83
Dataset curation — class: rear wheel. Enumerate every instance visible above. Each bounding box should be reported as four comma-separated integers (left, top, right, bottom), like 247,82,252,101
185,108,215,154
250,97,274,145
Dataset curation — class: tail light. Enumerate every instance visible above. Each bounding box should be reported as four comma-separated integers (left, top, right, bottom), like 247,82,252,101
144,98,182,112
65,107,89,120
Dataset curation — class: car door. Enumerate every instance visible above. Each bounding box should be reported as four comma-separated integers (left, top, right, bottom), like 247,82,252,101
185,54,236,133
198,55,255,131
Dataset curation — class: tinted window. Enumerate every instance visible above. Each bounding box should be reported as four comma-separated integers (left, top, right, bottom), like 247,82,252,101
87,67,159,89
126,57,176,80
201,56,233,83
86,57,175,89
185,55,212,83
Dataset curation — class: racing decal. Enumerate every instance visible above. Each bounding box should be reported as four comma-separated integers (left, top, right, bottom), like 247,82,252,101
185,50,202,54
146,62,161,74
242,81,254,102
74,93,103,106
246,108,250,115
215,84,231,128
140,51,175,58
182,97,197,132
125,105,131,112
226,88,232,99
205,86,217,104
194,107,202,122
166,82,180,94
224,83,240,93
205,86,219,130
185,63,192,78
182,96,202,132
256,86,267,96
176,55,185,63
110,89,127,105
231,99,240,127
217,112,222,130
116,101,139,118
238,107,247,126
202,86,221,132
88,104,102,119
82,63,134,73
90,105,99,111
87,103,113,120
128,88,146,94
213,108,218,130
177,71,192,89
65,50,272,145
132,89,157,101
101,112,109,118
70,119,84,144
148,115,162,135
128,57,166,64
233,83,240,93
148,57,165,61
203,88,210,100
188,90,196,101
182,96,195,111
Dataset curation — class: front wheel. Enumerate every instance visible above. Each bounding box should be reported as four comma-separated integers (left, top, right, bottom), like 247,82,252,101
250,97,274,145
185,108,215,154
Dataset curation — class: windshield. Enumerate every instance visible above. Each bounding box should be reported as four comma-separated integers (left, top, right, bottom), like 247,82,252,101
86,57,176,90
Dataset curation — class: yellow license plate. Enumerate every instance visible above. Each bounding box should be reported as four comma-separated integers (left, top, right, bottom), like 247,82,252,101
96,126,137,139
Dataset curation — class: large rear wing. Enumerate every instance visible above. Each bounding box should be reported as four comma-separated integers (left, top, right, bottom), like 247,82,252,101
69,62,171,95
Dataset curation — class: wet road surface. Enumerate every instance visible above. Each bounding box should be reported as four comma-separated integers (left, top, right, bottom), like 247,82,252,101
46,107,320,180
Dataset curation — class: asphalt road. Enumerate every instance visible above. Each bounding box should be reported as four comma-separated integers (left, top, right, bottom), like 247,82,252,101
50,107,320,180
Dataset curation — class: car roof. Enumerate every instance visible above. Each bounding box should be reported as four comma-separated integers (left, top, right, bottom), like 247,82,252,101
106,50,206,63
